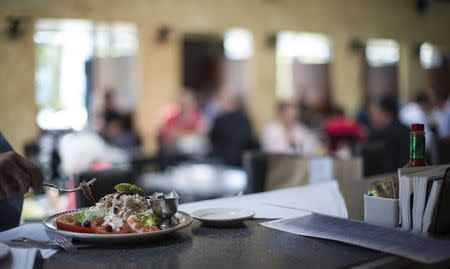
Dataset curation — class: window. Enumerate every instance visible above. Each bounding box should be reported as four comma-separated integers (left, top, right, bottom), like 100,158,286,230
420,42,443,69
223,28,253,96
363,39,399,100
276,32,332,100
224,28,253,60
34,19,138,131
365,39,399,67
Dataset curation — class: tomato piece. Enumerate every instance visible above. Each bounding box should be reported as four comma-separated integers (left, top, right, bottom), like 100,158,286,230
56,215,93,233
91,217,130,234
118,222,131,233
127,216,158,233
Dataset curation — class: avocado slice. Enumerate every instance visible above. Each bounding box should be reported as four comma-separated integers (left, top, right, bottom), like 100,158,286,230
114,183,145,196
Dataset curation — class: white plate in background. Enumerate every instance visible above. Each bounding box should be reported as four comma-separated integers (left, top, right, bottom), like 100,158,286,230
192,208,255,226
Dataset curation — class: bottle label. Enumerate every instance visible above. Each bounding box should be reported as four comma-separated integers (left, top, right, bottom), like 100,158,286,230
410,133,425,160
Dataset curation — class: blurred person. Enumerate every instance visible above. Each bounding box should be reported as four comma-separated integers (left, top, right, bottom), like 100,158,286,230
101,111,141,151
399,92,432,130
355,95,372,132
0,132,43,231
355,106,371,131
322,107,363,155
102,89,116,114
429,89,448,128
432,90,450,139
399,92,436,155
158,88,206,156
209,90,256,167
59,132,129,176
261,101,318,155
292,90,320,128
368,96,409,172
58,131,130,210
202,88,222,131
94,88,121,133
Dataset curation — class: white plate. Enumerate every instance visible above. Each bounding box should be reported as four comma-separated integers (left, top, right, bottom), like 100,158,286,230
0,243,10,260
191,208,255,226
43,208,193,243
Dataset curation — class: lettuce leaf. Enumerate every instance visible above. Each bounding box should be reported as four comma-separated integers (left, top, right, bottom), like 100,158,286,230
114,183,145,196
137,211,158,226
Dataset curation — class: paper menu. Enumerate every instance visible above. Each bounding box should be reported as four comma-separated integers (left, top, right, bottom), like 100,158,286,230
262,213,450,264
398,165,447,230
180,198,311,219
412,170,446,232
422,180,443,232
398,165,450,232
0,223,59,269
179,181,348,219
398,166,431,230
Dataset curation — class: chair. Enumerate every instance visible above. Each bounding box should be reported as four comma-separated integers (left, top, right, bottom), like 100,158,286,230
242,151,268,194
361,142,386,177
74,168,137,208
437,138,450,165
242,150,363,193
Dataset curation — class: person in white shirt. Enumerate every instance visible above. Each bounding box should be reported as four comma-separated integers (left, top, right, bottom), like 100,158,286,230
434,90,450,139
261,101,318,155
399,92,432,129
399,92,435,150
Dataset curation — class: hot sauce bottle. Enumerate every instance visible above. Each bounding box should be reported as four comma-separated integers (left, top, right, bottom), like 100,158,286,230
404,123,428,168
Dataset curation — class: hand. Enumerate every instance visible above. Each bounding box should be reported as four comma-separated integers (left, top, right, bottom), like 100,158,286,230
0,151,42,199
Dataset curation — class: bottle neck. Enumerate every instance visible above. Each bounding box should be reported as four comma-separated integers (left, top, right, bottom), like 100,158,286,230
409,131,426,161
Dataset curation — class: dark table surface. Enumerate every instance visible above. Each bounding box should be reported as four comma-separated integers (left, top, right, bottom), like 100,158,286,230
41,219,395,269
40,176,450,269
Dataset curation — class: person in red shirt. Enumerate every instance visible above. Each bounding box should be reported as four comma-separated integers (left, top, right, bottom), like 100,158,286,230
322,107,363,153
158,88,204,154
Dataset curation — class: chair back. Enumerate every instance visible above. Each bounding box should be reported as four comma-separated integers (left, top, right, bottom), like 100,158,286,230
242,151,268,193
437,138,450,165
243,151,363,193
361,142,386,176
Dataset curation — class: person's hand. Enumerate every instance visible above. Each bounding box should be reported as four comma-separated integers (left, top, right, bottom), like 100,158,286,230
0,151,42,199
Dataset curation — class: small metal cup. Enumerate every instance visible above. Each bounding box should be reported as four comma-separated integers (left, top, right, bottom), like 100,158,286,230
149,191,179,229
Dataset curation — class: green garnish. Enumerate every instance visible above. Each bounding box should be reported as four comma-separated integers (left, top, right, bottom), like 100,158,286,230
137,211,159,226
114,183,145,196
70,212,85,224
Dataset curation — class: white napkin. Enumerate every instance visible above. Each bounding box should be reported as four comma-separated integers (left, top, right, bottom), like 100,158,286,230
0,223,60,269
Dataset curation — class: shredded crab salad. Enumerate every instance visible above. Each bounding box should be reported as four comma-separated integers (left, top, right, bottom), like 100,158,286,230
56,183,160,234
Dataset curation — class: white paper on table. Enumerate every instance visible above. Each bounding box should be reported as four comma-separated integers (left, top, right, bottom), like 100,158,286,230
0,223,59,269
179,181,348,219
261,213,450,264
308,156,334,184
180,198,311,219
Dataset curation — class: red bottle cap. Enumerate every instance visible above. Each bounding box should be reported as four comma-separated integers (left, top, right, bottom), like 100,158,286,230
411,123,424,132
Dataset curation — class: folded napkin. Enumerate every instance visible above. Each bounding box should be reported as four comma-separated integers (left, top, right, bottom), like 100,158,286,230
0,223,60,269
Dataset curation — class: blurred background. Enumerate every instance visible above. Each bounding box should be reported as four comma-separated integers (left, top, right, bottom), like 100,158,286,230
0,0,450,220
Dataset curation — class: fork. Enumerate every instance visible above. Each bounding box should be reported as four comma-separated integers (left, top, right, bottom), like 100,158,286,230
10,237,90,252
55,237,77,253
43,178,97,193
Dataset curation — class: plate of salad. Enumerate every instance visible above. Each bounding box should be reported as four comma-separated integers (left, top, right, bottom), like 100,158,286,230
43,183,193,243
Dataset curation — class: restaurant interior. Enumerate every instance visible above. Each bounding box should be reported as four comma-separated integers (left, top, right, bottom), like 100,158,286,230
1,0,450,268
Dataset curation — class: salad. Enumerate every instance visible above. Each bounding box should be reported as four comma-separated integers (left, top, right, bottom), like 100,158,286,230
56,183,160,234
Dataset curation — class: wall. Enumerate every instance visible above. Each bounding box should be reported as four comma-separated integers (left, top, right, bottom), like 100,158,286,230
1,0,450,152
0,15,37,153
